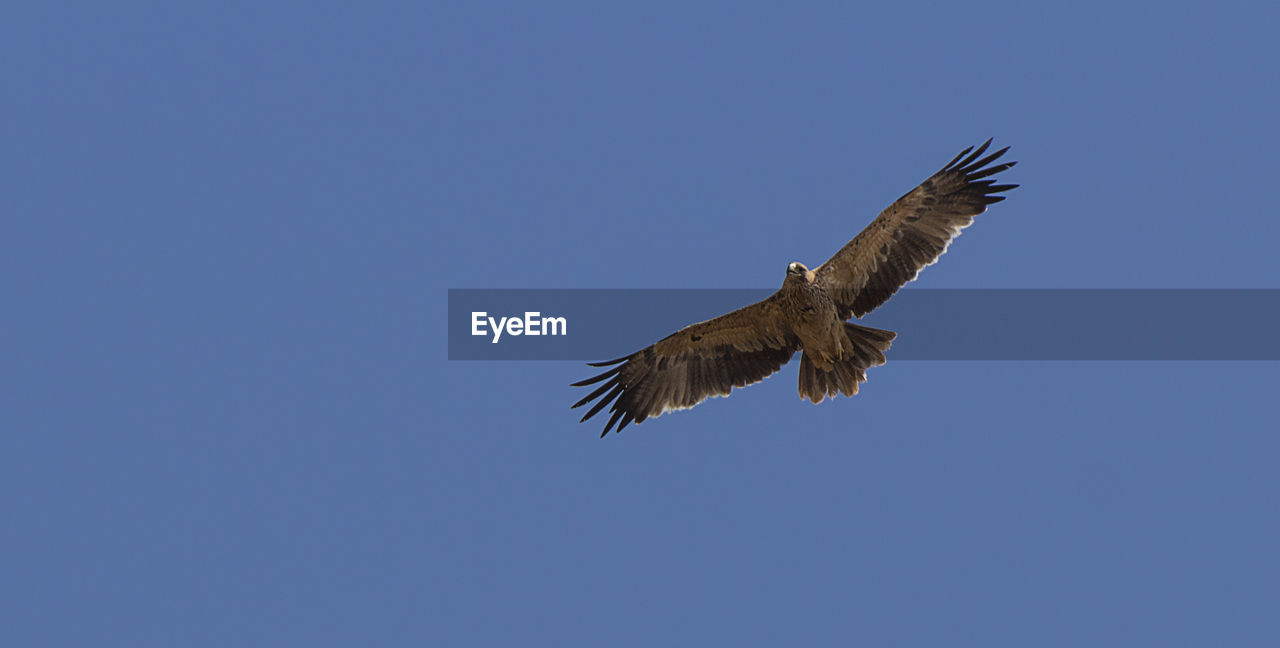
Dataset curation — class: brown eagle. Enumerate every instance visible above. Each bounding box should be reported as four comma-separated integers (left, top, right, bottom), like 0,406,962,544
573,140,1017,436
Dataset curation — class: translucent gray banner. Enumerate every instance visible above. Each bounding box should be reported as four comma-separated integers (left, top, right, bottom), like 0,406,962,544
447,289,1280,360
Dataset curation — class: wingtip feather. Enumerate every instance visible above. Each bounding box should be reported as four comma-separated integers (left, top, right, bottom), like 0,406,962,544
963,146,1009,174
579,383,624,422
570,364,622,387
956,139,992,169
572,377,620,409
602,408,626,436
943,145,975,170
586,355,630,367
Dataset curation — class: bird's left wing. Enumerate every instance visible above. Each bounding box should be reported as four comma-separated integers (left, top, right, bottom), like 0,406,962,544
572,296,799,436
815,139,1018,319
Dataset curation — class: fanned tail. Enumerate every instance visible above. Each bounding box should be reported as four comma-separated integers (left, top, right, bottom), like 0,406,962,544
798,323,896,404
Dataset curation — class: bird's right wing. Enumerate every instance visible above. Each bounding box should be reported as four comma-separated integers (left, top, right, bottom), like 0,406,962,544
815,140,1018,319
572,296,799,436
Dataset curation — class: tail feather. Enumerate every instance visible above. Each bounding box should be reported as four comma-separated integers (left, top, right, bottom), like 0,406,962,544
798,323,896,404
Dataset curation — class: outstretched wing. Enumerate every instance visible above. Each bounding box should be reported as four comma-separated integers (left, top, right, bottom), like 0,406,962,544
571,296,799,436
815,139,1018,319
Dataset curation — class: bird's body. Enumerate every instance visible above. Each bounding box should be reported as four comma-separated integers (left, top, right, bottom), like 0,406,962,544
573,140,1018,436
781,265,846,371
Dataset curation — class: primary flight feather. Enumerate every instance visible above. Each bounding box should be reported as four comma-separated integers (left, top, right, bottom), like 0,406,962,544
572,139,1018,436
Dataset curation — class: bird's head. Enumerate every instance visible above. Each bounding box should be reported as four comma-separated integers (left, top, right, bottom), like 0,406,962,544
785,262,810,281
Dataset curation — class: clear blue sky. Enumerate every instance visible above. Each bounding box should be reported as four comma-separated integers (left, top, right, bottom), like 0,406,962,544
3,2,1279,646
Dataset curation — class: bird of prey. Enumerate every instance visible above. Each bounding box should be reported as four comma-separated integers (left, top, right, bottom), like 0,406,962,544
572,140,1017,436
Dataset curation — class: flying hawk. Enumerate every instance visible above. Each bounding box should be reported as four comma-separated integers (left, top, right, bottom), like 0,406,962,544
572,140,1017,436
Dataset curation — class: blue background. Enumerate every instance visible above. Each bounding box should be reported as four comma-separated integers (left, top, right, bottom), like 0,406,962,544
4,2,1278,646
